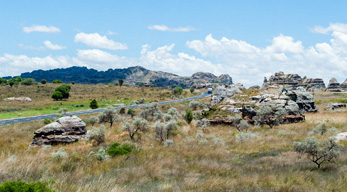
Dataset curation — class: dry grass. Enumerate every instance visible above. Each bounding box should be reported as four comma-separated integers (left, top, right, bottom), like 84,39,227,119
0,90,346,191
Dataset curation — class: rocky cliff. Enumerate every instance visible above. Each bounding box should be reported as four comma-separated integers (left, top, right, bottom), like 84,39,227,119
13,66,233,88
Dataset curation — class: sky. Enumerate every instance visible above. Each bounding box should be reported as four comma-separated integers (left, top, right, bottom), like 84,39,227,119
1,0,347,87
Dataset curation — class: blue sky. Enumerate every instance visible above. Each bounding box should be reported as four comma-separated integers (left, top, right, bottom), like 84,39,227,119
1,0,347,86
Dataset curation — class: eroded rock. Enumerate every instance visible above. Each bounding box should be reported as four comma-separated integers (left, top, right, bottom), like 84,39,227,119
4,97,32,102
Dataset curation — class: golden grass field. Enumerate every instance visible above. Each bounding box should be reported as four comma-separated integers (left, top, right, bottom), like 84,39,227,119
0,85,346,192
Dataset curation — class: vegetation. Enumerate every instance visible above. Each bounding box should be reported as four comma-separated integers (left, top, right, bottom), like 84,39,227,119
118,79,124,87
122,118,148,141
106,142,134,157
173,87,183,95
41,79,47,84
88,125,106,146
127,108,136,117
184,109,193,124
0,181,54,192
190,87,195,93
98,107,118,127
52,80,62,84
89,99,98,109
21,78,36,86
51,84,71,101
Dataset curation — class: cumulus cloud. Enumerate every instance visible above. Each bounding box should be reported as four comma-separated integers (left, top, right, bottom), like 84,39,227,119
148,25,197,32
74,33,128,50
312,23,347,34
23,25,60,33
43,41,66,50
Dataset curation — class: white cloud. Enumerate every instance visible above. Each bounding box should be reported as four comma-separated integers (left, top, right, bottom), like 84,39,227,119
312,23,347,34
74,33,128,50
23,25,60,33
148,25,197,32
107,30,118,35
43,41,66,50
18,44,45,50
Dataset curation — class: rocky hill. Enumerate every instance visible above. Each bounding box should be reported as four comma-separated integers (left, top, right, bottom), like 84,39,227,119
7,66,233,88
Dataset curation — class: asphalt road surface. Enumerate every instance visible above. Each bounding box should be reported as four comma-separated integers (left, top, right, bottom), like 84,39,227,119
0,92,210,126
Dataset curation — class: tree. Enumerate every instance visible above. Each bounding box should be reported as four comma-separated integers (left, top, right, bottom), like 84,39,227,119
88,125,106,146
118,79,124,87
41,79,47,84
294,137,340,168
51,91,63,100
54,84,71,100
139,102,162,121
173,87,183,95
21,78,36,85
190,87,195,93
90,99,98,109
71,81,75,85
122,118,148,141
0,78,7,85
98,106,118,127
127,108,136,117
184,109,193,124
89,116,99,126
8,78,15,87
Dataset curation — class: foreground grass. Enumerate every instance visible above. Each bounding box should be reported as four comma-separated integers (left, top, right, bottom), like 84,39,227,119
0,92,346,191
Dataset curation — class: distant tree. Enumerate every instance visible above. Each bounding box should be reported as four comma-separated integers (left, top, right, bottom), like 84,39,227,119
0,78,7,85
90,99,98,109
41,79,47,84
21,78,36,85
52,84,71,101
114,82,119,86
294,137,340,168
173,87,183,95
51,91,63,100
190,87,195,93
71,81,75,85
127,108,136,117
8,78,15,87
122,118,148,141
184,109,193,124
118,79,124,87
52,80,63,84
119,107,126,114
15,76,22,83
98,106,119,127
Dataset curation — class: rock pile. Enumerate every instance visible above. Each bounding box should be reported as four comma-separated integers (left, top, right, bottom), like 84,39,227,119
30,116,87,147
326,78,341,92
326,103,346,110
210,85,241,105
301,78,326,92
341,79,347,91
4,97,32,102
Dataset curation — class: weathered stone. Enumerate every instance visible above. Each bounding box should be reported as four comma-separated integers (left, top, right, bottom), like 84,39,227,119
340,79,347,91
242,105,256,119
293,91,317,112
248,85,260,90
210,86,241,105
326,78,341,92
326,103,347,110
234,83,246,90
300,78,326,92
4,97,32,102
333,132,347,142
30,116,87,147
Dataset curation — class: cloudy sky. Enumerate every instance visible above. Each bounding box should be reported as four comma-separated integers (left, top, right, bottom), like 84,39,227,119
1,0,347,87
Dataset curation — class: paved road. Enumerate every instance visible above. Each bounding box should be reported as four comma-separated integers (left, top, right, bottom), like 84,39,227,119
0,92,210,126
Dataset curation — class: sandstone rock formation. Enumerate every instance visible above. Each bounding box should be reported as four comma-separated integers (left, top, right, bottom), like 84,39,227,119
210,86,241,105
30,116,87,147
326,78,341,92
4,97,32,102
287,91,317,113
300,78,326,92
326,103,347,110
248,85,260,90
340,79,347,91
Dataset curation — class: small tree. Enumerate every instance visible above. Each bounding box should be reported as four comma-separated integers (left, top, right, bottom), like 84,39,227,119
173,87,183,95
52,91,63,101
127,108,136,117
90,99,98,109
8,78,15,87
89,125,106,146
153,121,166,142
71,81,75,85
118,79,124,87
52,84,71,100
98,106,118,127
190,87,195,93
122,118,148,141
52,80,63,84
41,79,47,84
89,116,99,126
0,78,7,85
184,109,193,124
21,78,36,85
255,105,287,128
140,102,161,121
119,107,126,114
294,137,340,168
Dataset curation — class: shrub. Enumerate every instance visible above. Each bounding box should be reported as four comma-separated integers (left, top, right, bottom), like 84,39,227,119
236,132,258,143
173,87,183,95
41,79,47,84
310,122,327,135
294,137,340,168
52,84,71,100
122,118,148,141
21,78,36,85
90,99,98,109
256,105,287,128
163,113,173,122
89,116,99,126
153,121,166,142
118,79,124,87
51,91,63,101
164,139,175,147
71,81,75,85
51,148,68,160
0,181,54,192
127,108,136,117
57,108,68,117
184,109,193,124
93,148,109,161
167,107,179,117
98,106,118,127
196,118,210,130
52,80,62,84
106,142,134,157
119,107,126,114
43,118,53,125
190,87,195,93
189,101,201,110
139,102,161,121
89,125,106,146
0,78,7,85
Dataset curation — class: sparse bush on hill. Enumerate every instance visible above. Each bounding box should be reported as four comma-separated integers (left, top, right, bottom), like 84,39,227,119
118,79,124,87
41,79,47,84
119,107,126,114
167,107,179,117
98,106,119,127
57,108,68,117
0,181,54,192
89,125,106,146
89,116,99,126
196,118,210,130
140,102,162,121
294,137,340,168
43,118,53,125
51,147,68,160
52,84,71,101
255,105,287,128
90,99,98,109
190,87,195,93
127,108,136,117
172,87,183,95
0,78,7,85
189,101,204,110
106,142,134,157
184,109,193,124
21,78,36,85
52,80,62,84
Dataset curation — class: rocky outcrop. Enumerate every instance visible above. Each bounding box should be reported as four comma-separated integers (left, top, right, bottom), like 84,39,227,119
248,85,260,90
210,86,241,105
326,103,347,110
340,79,347,91
30,116,87,147
288,91,317,113
334,132,347,142
262,72,326,92
4,97,32,102
326,78,341,92
10,66,233,88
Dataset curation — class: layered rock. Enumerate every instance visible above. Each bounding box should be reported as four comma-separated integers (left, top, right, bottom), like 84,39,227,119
30,116,87,147
326,103,347,110
289,91,317,113
248,85,260,90
326,78,341,92
210,86,241,105
4,97,32,102
340,79,347,91
300,78,326,92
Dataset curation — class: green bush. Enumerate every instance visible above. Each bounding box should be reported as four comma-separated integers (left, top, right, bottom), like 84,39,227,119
184,109,193,124
127,108,136,117
71,81,75,85
173,87,183,95
0,181,54,192
106,142,134,157
52,80,62,84
21,78,36,85
43,119,53,125
52,85,71,100
0,78,7,85
190,87,195,93
41,79,47,84
119,107,126,114
90,99,98,109
118,79,124,87
51,91,63,101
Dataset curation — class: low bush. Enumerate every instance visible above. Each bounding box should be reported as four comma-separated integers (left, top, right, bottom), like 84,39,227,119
106,142,134,157
0,181,54,192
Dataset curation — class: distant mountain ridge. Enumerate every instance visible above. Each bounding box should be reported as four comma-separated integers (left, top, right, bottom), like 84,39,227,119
5,66,233,88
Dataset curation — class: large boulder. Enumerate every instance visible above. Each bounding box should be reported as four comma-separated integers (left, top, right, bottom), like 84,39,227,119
210,86,241,105
326,78,341,92
291,91,317,112
340,79,347,91
301,78,326,92
4,97,32,102
334,132,347,142
30,116,87,147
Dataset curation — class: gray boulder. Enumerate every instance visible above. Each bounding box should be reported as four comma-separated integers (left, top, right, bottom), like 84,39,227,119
210,86,241,105
326,103,346,110
340,79,347,91
30,116,87,147
4,97,32,102
292,91,317,112
248,85,260,90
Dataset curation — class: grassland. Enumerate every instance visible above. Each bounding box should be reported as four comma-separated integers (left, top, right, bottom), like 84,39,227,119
0,84,198,120
0,87,346,192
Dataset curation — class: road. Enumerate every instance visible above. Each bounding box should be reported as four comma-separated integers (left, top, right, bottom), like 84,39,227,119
0,92,210,126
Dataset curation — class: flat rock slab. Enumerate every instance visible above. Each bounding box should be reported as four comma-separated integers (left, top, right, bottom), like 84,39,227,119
4,97,32,102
